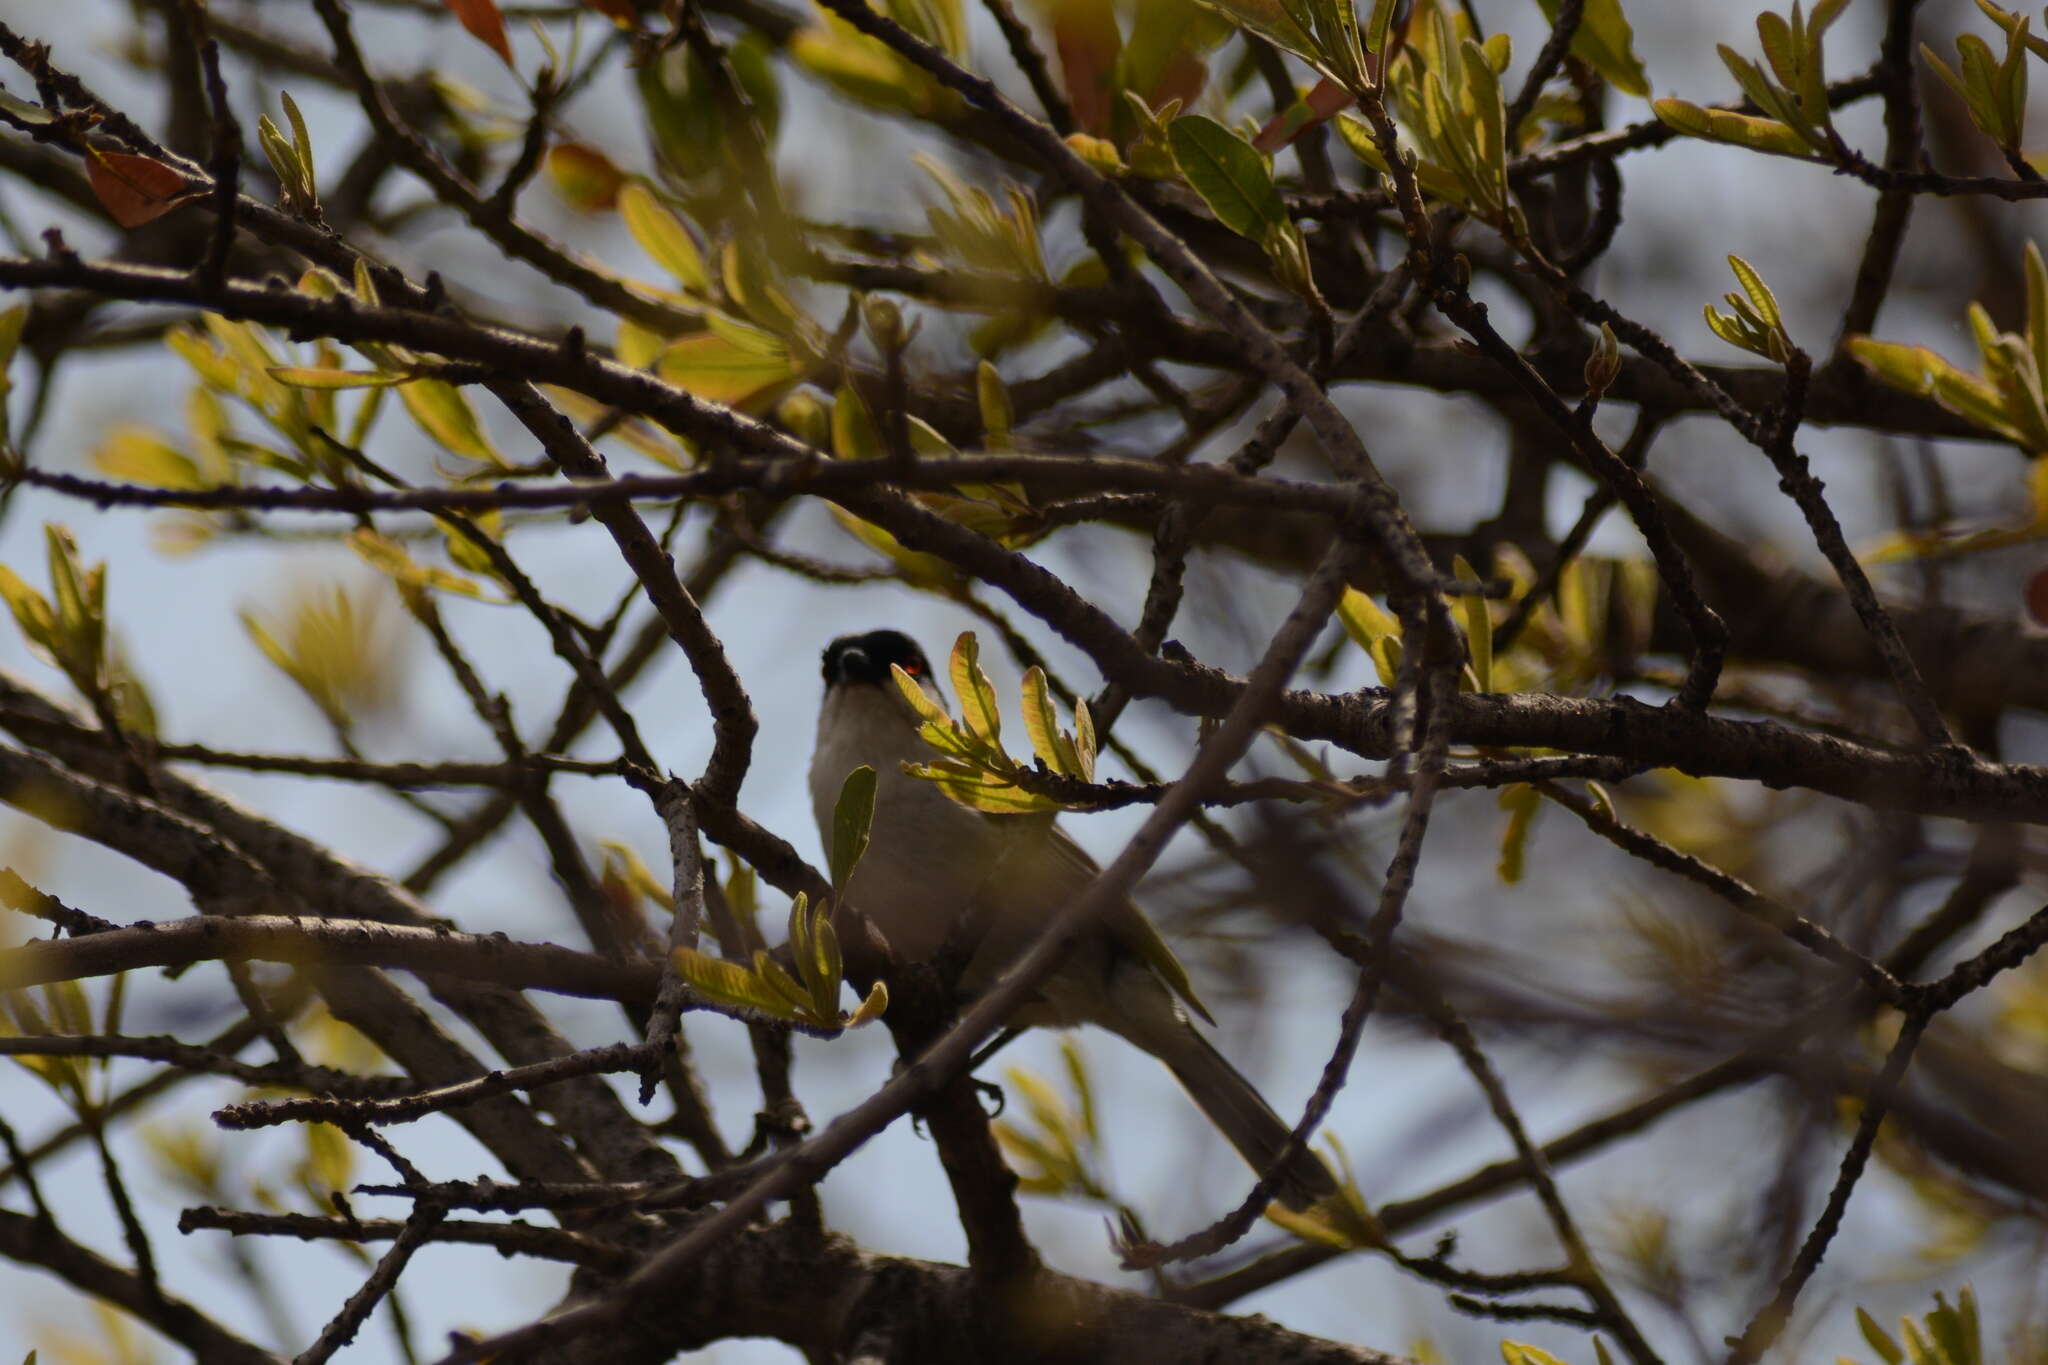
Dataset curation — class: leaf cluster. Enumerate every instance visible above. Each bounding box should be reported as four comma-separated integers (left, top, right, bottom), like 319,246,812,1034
1333,2,1519,231
670,768,887,1034
1654,0,1850,161
1704,255,1795,365
1924,2,2046,159
671,891,889,1034
1847,1288,1984,1365
1850,241,2048,455
892,631,1098,814
0,526,155,736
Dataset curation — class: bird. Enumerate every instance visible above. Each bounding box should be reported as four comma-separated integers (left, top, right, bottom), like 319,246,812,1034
809,627,1337,1210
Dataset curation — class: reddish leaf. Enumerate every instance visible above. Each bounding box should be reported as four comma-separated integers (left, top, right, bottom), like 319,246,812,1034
1147,50,1210,112
444,0,514,65
86,148,198,228
581,0,638,26
1253,77,1356,154
2027,565,2048,627
1050,0,1121,135
545,142,624,211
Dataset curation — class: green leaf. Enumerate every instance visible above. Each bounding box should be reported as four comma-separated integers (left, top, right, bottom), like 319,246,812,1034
400,378,502,466
0,566,56,660
1497,783,1540,883
0,303,20,372
977,360,1013,448
1338,587,1399,652
1362,0,1398,57
348,528,498,602
949,631,1004,747
1926,1292,1972,1365
906,760,1064,812
1019,666,1084,776
1499,1344,1571,1365
891,0,968,58
724,855,760,936
656,330,796,410
1167,113,1287,239
1072,698,1096,781
1727,254,1783,331
891,662,955,731
0,301,25,445
269,366,405,389
616,318,668,372
1337,587,1402,654
1755,9,1798,94
1187,0,1318,72
92,426,207,490
803,929,841,1021
830,765,877,892
1537,0,1648,97
1846,336,1939,394
791,17,941,117
831,380,885,461
754,948,815,1015
600,840,678,913
1652,97,1817,159
673,945,794,1019
0,89,54,126
831,508,959,589
620,182,711,294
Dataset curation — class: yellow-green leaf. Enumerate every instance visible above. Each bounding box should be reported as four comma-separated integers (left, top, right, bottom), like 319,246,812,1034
1652,98,1817,158
400,378,502,466
1452,556,1492,693
1727,254,1783,331
845,980,889,1027
1538,0,1648,97
949,631,1003,746
269,366,405,389
674,946,794,1019
93,426,207,490
1500,1344,1572,1365
1497,782,1540,883
656,331,796,410
620,185,711,295
1019,666,1077,774
348,527,497,601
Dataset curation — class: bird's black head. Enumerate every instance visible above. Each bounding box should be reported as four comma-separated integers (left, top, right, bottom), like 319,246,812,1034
822,630,931,688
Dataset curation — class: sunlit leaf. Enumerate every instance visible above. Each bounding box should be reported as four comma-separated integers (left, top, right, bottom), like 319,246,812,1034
1537,0,1648,96
656,330,797,409
619,182,711,294
400,378,503,466
949,631,1004,745
85,148,199,228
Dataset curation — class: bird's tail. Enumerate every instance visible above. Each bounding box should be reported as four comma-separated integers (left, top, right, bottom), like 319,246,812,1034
1139,1021,1339,1212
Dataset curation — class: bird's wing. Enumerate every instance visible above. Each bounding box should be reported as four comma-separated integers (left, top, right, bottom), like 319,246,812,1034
1030,818,1217,1027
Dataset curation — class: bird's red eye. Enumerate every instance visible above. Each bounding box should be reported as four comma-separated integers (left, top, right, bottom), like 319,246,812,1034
901,661,924,676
